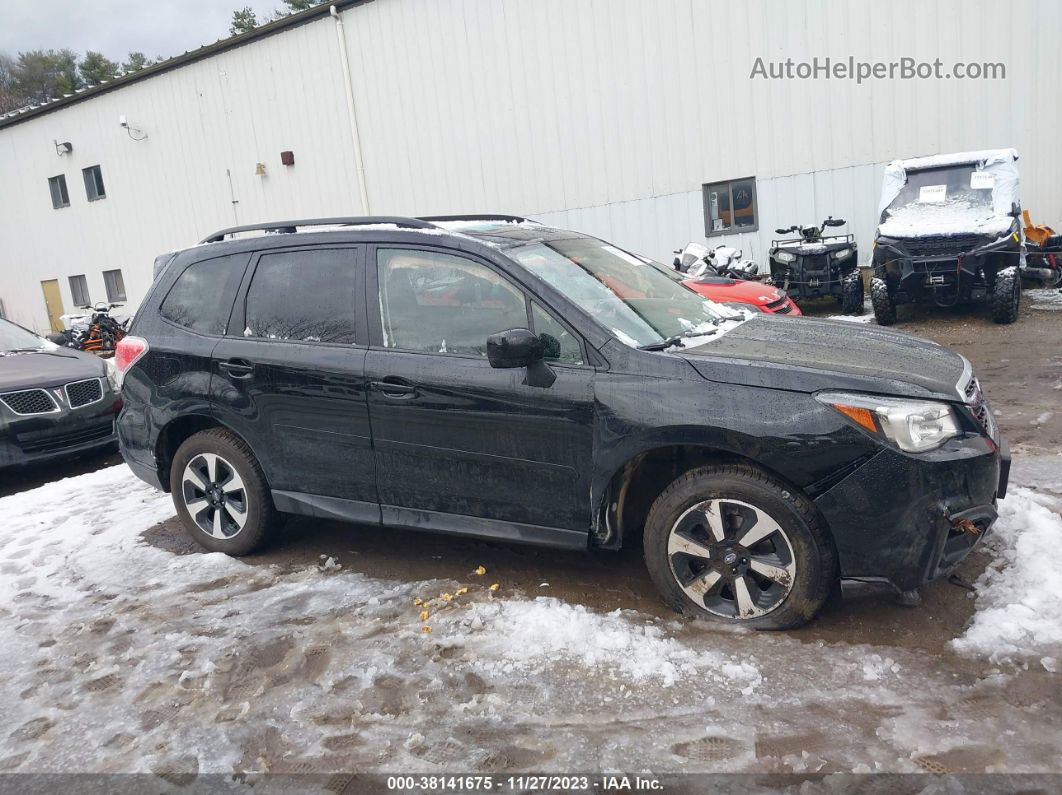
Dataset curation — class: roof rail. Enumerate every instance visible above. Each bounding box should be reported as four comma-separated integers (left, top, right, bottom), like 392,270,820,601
199,216,437,244
417,214,540,224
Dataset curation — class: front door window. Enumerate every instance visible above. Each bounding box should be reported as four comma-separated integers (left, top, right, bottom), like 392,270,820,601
377,248,527,356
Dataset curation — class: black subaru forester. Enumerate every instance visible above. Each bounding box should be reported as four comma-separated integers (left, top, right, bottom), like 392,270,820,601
116,215,1009,629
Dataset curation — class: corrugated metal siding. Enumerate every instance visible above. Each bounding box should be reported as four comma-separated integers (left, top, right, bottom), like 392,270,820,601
1,0,1059,330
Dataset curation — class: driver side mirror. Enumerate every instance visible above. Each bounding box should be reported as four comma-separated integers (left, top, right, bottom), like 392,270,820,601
487,328,555,388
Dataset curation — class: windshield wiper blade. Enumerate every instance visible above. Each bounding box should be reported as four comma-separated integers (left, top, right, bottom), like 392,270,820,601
638,336,684,351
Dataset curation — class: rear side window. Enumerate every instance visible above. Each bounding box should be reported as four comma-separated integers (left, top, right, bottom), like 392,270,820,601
244,249,357,344
160,254,246,335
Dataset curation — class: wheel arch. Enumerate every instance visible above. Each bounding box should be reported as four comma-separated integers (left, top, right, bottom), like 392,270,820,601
154,414,262,492
592,440,823,552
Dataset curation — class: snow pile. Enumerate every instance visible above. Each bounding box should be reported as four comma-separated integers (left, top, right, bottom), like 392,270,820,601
952,487,1062,663
1026,288,1062,311
452,598,760,690
878,200,1013,238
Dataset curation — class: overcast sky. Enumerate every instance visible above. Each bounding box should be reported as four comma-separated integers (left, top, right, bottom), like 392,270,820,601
2,0,282,61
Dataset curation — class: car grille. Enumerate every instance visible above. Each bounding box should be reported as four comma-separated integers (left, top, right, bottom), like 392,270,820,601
65,378,104,408
0,388,58,416
964,375,994,438
766,296,795,314
903,234,981,258
17,421,114,454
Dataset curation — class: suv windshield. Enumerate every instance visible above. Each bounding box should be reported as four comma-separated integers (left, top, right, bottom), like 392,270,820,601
0,319,49,353
885,164,992,217
509,237,732,348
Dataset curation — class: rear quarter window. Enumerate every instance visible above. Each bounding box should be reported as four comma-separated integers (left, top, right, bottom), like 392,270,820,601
159,253,248,335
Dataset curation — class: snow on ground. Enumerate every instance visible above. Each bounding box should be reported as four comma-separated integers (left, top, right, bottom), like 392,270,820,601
826,297,874,324
1026,288,1062,311
2,465,1061,775
951,487,1062,665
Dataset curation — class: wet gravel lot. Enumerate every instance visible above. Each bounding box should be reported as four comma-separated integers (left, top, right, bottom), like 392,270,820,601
2,289,1060,778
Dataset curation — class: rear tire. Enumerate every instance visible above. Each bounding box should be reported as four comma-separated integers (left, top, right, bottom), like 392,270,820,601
643,464,837,630
841,270,864,315
170,428,278,556
870,277,897,326
990,268,1020,324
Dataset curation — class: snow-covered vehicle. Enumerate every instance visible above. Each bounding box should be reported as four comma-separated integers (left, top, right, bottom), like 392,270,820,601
767,218,863,314
871,149,1024,325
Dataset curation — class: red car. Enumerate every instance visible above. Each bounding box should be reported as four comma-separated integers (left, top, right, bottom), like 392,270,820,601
682,274,802,315
641,257,802,315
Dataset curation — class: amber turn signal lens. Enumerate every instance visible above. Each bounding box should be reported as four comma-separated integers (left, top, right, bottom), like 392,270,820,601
833,404,878,432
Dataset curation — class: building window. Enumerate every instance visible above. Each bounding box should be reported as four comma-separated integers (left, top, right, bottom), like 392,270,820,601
48,175,70,209
69,274,91,306
703,177,758,236
102,269,126,302
83,165,106,201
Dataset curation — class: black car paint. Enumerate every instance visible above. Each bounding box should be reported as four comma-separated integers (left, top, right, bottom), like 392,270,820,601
118,223,1007,592
0,344,120,468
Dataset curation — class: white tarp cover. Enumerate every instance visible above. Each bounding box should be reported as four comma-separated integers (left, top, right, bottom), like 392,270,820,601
877,148,1020,238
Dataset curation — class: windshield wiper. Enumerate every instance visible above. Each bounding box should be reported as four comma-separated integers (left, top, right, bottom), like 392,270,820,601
638,327,721,351
8,347,46,353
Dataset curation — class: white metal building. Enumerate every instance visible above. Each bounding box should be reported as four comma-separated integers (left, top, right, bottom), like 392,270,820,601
1,0,1059,332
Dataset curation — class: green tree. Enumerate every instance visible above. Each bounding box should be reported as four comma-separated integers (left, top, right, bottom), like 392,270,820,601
12,49,82,103
230,6,259,35
0,52,20,113
79,51,120,86
122,51,150,73
272,0,323,19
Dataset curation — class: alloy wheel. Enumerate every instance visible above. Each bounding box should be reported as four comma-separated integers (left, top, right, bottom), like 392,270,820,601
667,498,796,619
181,452,249,539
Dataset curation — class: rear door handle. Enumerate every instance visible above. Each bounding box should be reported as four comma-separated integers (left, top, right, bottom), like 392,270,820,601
371,379,417,399
219,359,255,379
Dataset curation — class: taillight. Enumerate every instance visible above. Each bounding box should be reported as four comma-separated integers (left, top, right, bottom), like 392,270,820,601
114,335,149,388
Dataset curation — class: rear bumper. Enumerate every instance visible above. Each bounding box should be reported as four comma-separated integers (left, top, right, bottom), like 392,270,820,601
814,434,1008,592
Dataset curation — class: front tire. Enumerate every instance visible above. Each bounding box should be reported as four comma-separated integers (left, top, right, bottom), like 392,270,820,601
870,277,896,325
840,270,865,315
170,428,278,556
990,268,1020,324
643,464,836,630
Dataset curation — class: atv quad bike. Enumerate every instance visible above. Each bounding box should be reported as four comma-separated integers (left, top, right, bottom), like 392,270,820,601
767,217,863,314
871,149,1025,325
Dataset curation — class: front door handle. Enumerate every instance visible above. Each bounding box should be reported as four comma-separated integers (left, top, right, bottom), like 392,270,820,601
371,378,417,399
219,359,255,379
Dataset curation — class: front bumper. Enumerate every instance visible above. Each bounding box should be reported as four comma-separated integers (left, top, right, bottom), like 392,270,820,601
813,434,1009,592
0,397,121,469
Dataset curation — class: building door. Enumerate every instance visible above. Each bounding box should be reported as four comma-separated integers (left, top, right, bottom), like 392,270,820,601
40,279,65,332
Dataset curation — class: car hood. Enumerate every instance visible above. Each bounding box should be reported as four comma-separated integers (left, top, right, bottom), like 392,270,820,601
683,278,785,306
0,347,107,392
878,201,1013,240
677,315,966,401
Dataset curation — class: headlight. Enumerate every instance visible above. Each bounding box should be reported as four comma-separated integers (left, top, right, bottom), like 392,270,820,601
816,392,961,452
833,247,854,261
774,250,797,264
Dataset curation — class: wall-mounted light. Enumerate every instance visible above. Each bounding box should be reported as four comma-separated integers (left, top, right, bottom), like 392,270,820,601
255,162,267,176
54,140,73,156
280,150,295,166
